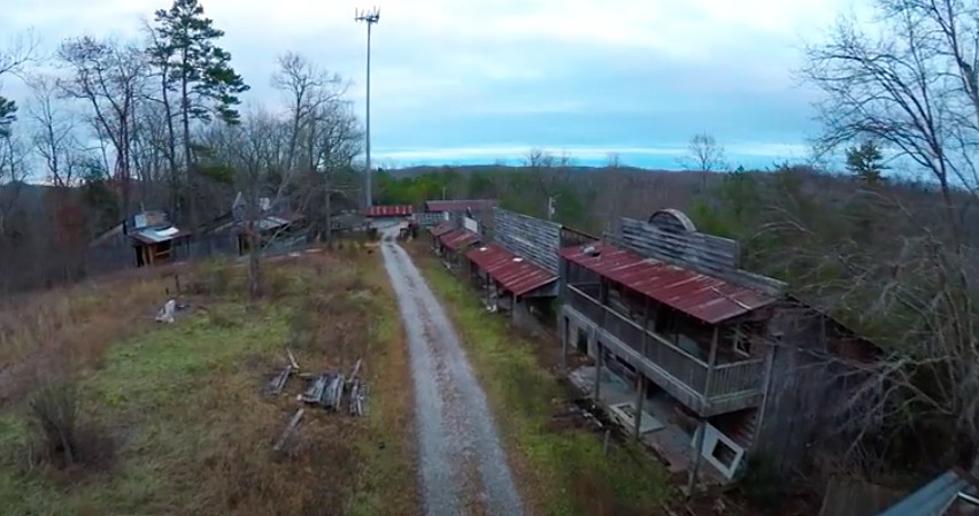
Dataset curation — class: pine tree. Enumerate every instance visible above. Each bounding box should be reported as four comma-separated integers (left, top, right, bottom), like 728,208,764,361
0,97,15,138
149,0,249,224
845,140,887,184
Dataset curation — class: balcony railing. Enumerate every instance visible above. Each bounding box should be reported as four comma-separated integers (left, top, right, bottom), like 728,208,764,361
567,285,764,408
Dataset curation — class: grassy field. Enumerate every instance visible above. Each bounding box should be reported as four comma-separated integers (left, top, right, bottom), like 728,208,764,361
408,242,671,516
0,247,417,515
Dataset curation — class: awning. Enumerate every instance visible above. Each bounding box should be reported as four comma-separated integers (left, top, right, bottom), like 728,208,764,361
467,243,557,297
559,242,775,324
440,229,481,251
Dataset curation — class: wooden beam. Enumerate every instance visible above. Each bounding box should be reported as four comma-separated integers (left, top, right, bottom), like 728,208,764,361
703,326,719,401
633,375,645,440
594,342,603,402
687,419,707,497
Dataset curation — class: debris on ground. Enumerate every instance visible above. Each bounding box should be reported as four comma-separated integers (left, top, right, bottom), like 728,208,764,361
266,365,293,396
273,407,305,452
266,356,368,449
155,299,176,323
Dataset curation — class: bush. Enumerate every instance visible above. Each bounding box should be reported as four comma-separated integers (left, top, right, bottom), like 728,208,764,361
28,382,113,470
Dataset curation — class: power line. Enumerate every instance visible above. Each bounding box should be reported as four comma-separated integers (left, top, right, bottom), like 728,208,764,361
355,7,380,207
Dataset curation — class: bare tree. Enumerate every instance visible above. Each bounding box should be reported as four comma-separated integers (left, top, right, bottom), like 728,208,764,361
683,133,727,188
59,37,147,217
26,75,81,187
804,0,979,242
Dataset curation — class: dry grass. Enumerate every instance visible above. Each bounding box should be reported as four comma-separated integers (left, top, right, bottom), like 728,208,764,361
0,266,180,406
0,249,419,515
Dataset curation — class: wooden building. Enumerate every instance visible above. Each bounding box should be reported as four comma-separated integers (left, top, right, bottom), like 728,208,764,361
88,210,191,268
558,209,877,482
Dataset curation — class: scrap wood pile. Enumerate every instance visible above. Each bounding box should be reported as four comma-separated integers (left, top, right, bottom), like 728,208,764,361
267,351,369,451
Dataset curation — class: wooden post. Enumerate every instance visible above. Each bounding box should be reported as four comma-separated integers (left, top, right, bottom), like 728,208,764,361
633,376,645,440
703,327,720,402
687,419,707,497
594,342,603,402
561,317,569,372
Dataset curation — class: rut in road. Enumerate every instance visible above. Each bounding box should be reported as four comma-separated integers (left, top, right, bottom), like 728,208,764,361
380,233,524,516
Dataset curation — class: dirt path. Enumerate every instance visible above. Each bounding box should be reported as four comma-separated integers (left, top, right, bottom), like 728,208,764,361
380,229,524,516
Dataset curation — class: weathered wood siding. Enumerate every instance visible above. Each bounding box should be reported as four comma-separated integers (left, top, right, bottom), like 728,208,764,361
494,208,561,274
415,212,444,227
608,217,786,295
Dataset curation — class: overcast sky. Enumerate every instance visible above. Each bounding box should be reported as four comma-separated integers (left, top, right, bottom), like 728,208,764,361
2,0,857,169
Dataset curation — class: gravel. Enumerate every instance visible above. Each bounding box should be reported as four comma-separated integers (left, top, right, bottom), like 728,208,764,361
381,229,524,516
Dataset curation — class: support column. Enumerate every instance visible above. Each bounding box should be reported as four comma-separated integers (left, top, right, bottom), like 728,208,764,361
687,419,707,497
633,375,645,440
561,317,569,372
703,327,720,404
593,342,603,402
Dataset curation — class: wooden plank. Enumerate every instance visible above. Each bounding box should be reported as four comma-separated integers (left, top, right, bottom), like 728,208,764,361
493,208,562,274
273,408,305,452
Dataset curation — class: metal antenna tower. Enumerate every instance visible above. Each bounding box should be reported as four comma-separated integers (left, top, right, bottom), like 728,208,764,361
355,7,380,207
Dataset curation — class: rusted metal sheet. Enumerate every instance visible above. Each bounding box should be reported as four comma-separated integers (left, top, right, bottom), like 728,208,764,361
560,242,775,324
425,199,497,213
440,229,481,251
430,221,456,237
467,243,557,297
364,204,413,217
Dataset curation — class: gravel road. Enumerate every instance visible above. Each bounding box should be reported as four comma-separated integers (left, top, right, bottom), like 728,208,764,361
380,229,524,516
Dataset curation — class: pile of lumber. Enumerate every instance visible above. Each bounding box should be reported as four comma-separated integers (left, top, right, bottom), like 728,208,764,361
269,351,369,451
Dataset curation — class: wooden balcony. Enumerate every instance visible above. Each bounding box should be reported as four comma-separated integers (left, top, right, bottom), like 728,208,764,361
566,285,765,416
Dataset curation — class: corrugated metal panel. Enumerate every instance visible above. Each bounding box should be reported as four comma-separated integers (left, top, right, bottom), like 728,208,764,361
467,243,557,297
430,221,456,237
425,199,497,213
559,242,775,324
439,229,481,251
879,470,970,516
365,205,413,217
131,225,190,244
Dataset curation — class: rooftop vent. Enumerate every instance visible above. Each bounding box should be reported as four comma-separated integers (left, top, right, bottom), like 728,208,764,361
512,257,524,263
583,244,600,257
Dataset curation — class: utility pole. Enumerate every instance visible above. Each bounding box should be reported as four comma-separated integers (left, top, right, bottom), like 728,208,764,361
355,7,380,207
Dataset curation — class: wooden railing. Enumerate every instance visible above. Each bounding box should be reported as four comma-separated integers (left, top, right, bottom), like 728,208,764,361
567,285,764,404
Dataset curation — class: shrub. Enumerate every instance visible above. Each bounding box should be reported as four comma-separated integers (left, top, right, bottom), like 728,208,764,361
28,381,114,470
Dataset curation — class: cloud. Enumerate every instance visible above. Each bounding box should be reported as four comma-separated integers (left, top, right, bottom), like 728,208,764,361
1,0,850,168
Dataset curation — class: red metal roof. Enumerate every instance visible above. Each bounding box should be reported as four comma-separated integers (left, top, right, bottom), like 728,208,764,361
559,242,775,324
466,243,557,297
365,204,413,217
439,229,481,251
425,199,497,213
430,221,456,237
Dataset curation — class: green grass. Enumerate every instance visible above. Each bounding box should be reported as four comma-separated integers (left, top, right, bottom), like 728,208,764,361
0,254,419,516
417,252,670,516
0,301,290,515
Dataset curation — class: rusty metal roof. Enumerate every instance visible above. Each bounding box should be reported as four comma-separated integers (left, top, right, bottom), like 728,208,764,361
466,243,557,297
559,242,776,324
440,229,481,251
364,204,413,217
425,199,497,213
430,221,456,237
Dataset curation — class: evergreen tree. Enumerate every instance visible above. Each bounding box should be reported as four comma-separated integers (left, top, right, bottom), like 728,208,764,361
149,0,249,223
845,140,887,184
0,97,15,138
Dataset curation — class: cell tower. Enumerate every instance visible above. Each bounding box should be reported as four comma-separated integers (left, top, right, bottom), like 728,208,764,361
355,7,380,207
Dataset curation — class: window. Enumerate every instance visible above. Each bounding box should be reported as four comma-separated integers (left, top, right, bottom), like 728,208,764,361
733,326,752,357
